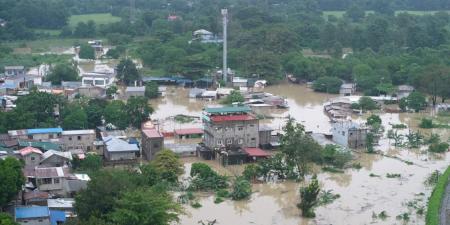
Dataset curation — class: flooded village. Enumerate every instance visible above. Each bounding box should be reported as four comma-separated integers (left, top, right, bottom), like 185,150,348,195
1,2,450,225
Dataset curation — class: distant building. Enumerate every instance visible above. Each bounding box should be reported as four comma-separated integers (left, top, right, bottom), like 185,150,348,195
24,166,72,195
47,198,75,218
18,147,43,167
60,130,96,152
331,121,368,148
103,136,139,162
15,206,65,225
4,66,25,77
232,77,248,88
397,85,414,99
141,122,163,161
192,29,223,43
81,73,115,88
339,83,356,96
125,86,145,98
9,128,62,142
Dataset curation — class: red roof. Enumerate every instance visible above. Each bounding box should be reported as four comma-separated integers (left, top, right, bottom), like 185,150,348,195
174,128,203,135
244,147,271,157
142,129,163,138
210,115,255,122
19,147,43,156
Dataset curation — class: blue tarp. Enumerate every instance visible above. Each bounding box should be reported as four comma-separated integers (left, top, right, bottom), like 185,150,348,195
15,206,49,219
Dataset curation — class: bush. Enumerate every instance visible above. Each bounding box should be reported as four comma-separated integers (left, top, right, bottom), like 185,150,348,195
230,177,252,200
220,90,244,105
428,142,449,153
189,163,229,191
145,81,159,99
419,118,434,128
321,145,352,169
358,97,379,111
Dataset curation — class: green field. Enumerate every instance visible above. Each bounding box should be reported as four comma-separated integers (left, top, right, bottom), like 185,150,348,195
323,10,450,19
4,38,89,52
426,166,450,225
69,13,121,27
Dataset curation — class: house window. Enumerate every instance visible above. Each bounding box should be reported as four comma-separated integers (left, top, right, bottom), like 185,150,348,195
69,137,72,141
217,139,223,145
42,178,52,184
77,136,81,140
28,135,33,140
49,134,54,139
226,139,233,144
249,124,255,127
31,157,35,161
342,131,345,136
237,126,244,131
54,178,60,184
238,139,244,144
96,146,100,150
251,137,256,141
87,146,91,151
216,127,223,132
153,143,159,148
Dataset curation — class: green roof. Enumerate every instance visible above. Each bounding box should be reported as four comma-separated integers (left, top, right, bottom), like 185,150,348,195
205,105,251,114
18,140,61,151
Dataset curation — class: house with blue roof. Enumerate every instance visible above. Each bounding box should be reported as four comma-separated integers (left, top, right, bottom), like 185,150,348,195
8,128,62,142
15,206,65,225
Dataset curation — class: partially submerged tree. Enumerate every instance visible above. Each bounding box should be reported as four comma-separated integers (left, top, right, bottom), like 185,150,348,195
221,90,245,105
151,149,183,184
298,176,320,218
230,177,252,200
46,63,79,85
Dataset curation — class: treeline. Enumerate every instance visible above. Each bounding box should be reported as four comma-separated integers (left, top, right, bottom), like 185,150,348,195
0,90,152,133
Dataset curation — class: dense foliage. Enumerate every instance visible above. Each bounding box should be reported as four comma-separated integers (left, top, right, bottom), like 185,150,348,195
0,157,24,208
298,176,320,218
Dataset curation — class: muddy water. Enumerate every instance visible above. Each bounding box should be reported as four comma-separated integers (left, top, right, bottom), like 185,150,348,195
153,84,449,225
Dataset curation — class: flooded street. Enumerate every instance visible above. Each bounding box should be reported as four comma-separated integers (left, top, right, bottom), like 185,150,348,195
151,84,449,225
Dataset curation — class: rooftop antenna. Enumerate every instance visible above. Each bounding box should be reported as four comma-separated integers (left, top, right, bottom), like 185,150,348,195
221,9,228,84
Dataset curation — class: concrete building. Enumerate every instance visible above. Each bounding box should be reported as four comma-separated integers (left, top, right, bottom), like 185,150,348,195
141,128,163,161
24,167,72,194
4,66,25,77
258,125,274,148
232,77,248,88
125,86,145,98
9,128,62,142
340,83,356,96
40,150,72,167
60,130,96,152
81,73,114,88
103,136,139,162
331,121,368,148
76,86,106,98
202,106,259,149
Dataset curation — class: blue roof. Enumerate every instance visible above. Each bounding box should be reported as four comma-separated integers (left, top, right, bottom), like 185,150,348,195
0,83,16,89
16,206,49,219
50,210,66,225
27,128,63,135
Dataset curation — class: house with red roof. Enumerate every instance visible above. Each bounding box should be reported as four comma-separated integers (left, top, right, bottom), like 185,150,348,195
19,147,43,167
141,122,164,161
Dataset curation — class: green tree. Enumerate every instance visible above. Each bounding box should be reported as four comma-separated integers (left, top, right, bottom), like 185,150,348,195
75,170,142,220
151,149,183,183
345,4,365,22
46,63,79,85
106,86,118,98
0,157,24,208
281,118,322,180
72,154,103,173
85,102,103,128
63,105,88,130
366,115,382,126
109,187,181,225
358,97,379,111
221,90,245,105
126,96,152,128
312,76,342,94
79,44,95,60
13,91,60,128
406,92,427,112
366,132,375,153
145,82,159,99
230,177,252,200
104,100,128,129
298,176,320,218
116,59,140,85
0,212,19,225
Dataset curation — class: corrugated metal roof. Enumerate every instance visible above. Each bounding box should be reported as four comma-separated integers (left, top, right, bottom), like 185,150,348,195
244,147,271,157
62,130,95,135
103,136,139,152
205,106,251,114
19,146,43,156
18,140,60,151
210,115,255,122
125,86,145,92
174,128,203,135
27,128,62,135
142,129,163,138
15,206,49,219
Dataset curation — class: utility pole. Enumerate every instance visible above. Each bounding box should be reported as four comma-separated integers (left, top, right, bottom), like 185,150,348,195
221,9,228,84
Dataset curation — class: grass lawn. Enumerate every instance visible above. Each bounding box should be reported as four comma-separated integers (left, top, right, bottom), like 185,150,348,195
4,38,89,53
426,166,450,225
69,13,121,28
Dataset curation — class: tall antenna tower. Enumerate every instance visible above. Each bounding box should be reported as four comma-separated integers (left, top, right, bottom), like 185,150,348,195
221,9,228,83
130,0,136,24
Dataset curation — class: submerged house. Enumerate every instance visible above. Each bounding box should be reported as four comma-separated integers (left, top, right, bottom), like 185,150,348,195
339,83,356,96
397,85,414,99
199,105,270,166
141,127,163,161
103,136,139,162
331,121,368,149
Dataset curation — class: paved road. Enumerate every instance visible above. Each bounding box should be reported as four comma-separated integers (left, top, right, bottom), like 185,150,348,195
440,182,450,225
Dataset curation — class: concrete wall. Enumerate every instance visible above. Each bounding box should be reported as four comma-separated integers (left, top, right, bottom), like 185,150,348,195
60,133,96,152
31,133,60,141
107,152,137,161
37,177,64,191
203,120,259,149
22,153,42,167
141,135,163,161
17,217,50,225
40,155,68,167
258,130,272,146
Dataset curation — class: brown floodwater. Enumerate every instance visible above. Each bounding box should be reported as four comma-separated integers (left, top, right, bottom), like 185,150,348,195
151,84,449,225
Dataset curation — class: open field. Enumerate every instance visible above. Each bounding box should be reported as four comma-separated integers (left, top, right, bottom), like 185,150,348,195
323,10,450,19
4,38,88,53
68,13,121,27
